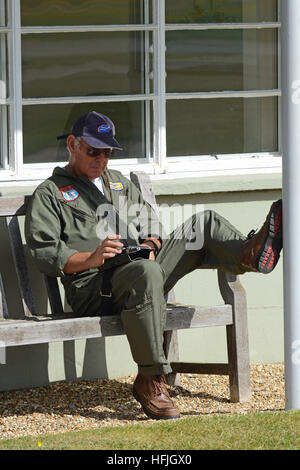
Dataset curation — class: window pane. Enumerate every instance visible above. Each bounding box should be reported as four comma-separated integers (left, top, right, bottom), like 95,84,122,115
0,0,7,27
166,29,278,92
0,108,2,168
23,101,151,163
166,0,278,23
21,0,152,26
166,97,277,156
0,33,7,99
0,105,8,169
22,32,150,98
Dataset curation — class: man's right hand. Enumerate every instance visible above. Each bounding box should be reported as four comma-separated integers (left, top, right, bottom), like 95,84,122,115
88,235,124,269
63,235,124,274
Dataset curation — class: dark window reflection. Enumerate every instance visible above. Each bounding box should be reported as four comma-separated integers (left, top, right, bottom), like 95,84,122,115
166,30,278,92
23,101,151,163
21,0,151,26
166,0,278,23
166,97,278,156
22,32,149,98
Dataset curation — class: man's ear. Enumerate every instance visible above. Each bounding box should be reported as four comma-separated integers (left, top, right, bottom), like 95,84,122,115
67,134,76,154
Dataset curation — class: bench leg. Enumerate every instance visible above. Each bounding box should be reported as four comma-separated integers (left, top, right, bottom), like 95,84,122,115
218,271,251,402
163,330,181,386
227,322,251,402
219,272,251,403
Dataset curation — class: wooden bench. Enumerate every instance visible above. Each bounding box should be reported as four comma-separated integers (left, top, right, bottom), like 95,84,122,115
0,171,251,402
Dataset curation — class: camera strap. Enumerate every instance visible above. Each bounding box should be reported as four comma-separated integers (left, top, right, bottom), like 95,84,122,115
99,267,115,314
99,246,152,314
99,247,132,313
100,269,114,298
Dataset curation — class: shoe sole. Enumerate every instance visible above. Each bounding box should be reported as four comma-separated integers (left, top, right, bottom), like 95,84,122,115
133,388,180,420
257,200,282,274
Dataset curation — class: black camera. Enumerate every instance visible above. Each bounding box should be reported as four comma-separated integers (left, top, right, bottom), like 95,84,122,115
100,245,152,272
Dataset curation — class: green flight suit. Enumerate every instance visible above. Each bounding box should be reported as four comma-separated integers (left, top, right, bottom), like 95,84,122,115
25,166,248,376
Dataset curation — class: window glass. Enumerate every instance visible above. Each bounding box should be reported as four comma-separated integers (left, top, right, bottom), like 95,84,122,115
0,2,8,169
0,0,7,27
13,1,280,169
0,105,8,169
23,101,151,163
0,106,3,167
21,0,152,26
22,32,151,98
0,34,7,99
165,0,278,23
166,29,277,92
166,97,277,156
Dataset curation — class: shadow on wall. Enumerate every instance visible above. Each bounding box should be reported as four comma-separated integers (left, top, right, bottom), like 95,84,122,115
0,338,110,392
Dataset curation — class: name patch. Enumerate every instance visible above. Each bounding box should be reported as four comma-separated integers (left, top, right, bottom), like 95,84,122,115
59,185,80,201
109,182,124,191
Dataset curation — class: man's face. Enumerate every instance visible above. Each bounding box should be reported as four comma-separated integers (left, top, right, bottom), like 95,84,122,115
67,135,112,180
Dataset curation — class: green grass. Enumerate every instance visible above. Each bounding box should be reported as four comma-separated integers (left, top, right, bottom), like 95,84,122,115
0,411,299,450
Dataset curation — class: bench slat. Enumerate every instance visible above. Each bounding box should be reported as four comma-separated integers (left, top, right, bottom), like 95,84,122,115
165,304,232,329
6,216,36,317
44,276,64,315
0,273,8,319
0,197,29,217
0,304,232,347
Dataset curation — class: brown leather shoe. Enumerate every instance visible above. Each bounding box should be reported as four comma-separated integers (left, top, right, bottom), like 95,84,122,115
241,199,282,273
133,374,180,420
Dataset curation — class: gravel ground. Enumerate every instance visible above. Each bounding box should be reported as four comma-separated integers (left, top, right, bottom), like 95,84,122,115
0,364,285,441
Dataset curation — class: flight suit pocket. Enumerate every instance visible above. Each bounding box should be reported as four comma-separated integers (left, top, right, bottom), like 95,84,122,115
59,200,97,222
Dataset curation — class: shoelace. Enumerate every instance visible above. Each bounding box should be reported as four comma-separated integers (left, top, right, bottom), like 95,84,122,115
152,375,168,396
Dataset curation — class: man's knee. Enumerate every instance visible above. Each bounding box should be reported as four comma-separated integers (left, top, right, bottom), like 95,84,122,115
124,260,164,308
134,259,164,284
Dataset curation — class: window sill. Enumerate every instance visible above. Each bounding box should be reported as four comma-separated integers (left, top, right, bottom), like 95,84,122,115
0,155,282,196
150,155,282,195
152,171,282,196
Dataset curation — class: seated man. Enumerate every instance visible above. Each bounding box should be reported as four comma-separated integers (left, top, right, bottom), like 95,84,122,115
25,111,283,421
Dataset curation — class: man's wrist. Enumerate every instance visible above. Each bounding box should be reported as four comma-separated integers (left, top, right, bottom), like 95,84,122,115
64,251,103,273
141,238,161,257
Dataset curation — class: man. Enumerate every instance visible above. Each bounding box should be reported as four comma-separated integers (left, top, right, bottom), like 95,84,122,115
25,111,283,421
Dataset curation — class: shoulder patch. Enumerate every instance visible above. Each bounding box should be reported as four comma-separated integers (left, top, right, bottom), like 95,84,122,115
109,181,124,191
59,185,80,201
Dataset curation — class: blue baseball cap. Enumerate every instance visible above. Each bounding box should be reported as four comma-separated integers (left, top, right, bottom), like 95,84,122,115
57,111,123,150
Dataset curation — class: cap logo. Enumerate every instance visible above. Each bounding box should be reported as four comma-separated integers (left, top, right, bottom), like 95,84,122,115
97,124,111,134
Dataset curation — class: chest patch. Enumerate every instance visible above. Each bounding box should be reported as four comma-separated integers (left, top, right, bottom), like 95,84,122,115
109,181,124,191
59,185,80,201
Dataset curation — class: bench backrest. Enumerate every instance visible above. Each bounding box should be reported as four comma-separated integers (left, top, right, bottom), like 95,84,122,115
0,196,34,319
0,172,163,319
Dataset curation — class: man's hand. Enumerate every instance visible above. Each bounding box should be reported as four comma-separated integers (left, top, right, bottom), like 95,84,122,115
88,235,124,268
63,235,124,274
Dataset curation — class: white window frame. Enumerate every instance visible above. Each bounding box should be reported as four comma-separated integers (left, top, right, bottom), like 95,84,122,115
0,0,9,170
0,0,282,183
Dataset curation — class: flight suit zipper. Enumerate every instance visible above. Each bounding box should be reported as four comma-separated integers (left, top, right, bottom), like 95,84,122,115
59,200,97,222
